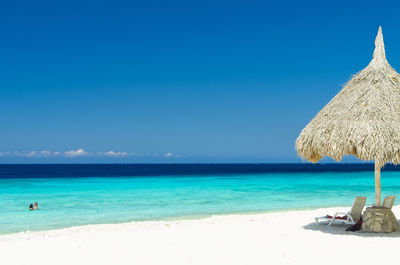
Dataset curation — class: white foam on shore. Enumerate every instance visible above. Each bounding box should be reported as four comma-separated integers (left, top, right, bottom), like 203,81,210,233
2,206,400,264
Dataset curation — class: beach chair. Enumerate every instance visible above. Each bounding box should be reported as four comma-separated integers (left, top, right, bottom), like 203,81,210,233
315,196,367,226
382,195,396,209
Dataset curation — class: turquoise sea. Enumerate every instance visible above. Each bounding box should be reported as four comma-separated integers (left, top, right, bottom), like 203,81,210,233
1,164,400,235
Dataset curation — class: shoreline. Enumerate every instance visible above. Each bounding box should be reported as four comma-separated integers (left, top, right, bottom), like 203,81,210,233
0,204,356,236
2,205,398,239
2,206,400,264
0,206,350,240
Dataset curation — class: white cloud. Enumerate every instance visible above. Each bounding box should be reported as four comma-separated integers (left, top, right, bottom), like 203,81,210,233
40,150,52,156
0,149,175,159
26,151,37,157
64,149,88,157
0,150,57,157
104,150,128,157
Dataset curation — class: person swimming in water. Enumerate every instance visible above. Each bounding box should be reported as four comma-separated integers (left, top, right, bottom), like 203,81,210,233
29,202,38,210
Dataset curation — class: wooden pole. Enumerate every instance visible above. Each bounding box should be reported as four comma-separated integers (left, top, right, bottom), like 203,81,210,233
375,160,381,207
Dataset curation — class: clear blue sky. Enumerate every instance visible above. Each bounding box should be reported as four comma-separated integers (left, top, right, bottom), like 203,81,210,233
1,0,400,163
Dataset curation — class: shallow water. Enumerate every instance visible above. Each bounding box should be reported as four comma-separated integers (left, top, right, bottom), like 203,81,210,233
1,165,399,234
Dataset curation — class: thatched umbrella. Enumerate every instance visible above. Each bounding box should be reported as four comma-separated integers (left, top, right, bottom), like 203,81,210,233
296,27,400,207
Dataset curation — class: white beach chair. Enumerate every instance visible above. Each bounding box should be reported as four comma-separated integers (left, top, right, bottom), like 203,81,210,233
382,195,396,209
315,196,367,226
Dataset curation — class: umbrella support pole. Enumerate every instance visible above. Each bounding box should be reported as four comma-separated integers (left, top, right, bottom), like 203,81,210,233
375,161,381,207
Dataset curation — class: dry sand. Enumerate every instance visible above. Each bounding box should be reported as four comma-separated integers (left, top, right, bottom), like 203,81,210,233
1,206,400,265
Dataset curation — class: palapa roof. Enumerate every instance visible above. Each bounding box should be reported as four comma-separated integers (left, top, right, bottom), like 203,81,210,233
296,27,400,167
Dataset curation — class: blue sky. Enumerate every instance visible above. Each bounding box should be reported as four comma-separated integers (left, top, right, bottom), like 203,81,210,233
1,0,400,163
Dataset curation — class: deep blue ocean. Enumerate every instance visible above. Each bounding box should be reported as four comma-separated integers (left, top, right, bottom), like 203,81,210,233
1,163,400,235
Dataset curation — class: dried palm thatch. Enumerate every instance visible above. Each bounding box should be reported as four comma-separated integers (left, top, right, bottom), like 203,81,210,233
296,27,400,206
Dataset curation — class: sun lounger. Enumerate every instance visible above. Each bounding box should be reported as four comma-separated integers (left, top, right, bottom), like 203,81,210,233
315,196,367,226
382,195,396,209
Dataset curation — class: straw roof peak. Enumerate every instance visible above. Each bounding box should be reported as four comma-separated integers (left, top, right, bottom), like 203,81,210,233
296,27,400,167
372,26,387,66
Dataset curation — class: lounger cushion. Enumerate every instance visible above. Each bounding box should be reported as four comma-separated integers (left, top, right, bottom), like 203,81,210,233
326,215,347,220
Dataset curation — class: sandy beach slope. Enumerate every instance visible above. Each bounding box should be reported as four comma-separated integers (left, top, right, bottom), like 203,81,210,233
1,206,400,265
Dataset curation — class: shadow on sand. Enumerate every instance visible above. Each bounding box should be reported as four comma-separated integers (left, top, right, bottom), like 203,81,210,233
303,220,400,237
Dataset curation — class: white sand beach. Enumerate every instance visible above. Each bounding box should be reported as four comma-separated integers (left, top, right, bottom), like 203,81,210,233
1,206,400,265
